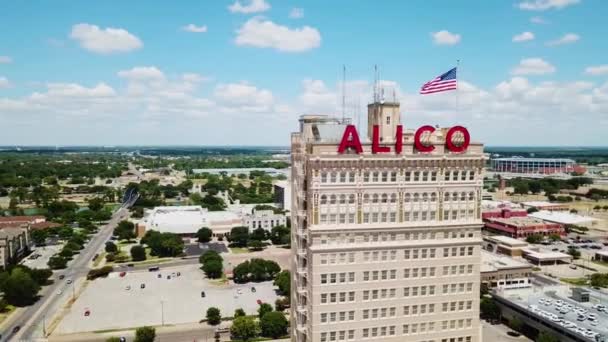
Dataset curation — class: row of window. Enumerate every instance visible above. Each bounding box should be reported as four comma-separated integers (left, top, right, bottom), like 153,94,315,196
403,319,473,335
318,208,478,226
321,265,475,285
319,191,477,205
317,230,477,245
320,291,356,304
318,246,477,265
318,170,476,184
320,311,355,323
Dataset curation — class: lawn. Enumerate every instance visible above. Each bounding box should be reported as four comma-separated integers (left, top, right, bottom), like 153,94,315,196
560,277,589,286
230,247,250,254
0,305,16,324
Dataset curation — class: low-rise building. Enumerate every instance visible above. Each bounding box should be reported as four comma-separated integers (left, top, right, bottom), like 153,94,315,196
0,215,46,229
480,250,533,290
529,210,600,228
0,226,33,268
273,180,291,210
484,213,565,238
244,209,286,231
594,250,608,263
521,201,570,211
521,248,572,265
483,235,529,257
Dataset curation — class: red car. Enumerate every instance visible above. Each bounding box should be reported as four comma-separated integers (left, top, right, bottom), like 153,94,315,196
256,299,262,305
119,272,126,277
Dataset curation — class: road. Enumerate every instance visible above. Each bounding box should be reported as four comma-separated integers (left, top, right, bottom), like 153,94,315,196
3,208,129,342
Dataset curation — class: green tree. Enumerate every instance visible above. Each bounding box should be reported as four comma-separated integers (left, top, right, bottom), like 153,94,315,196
273,270,290,295
105,241,118,253
250,227,267,242
260,311,288,338
1,268,41,306
199,250,222,265
526,235,543,244
529,182,542,194
87,197,105,212
130,245,147,262
114,220,136,240
567,246,581,260
196,227,213,243
202,259,223,279
514,183,529,195
134,326,156,342
48,255,68,269
247,240,265,251
526,207,539,214
480,297,500,320
234,308,246,318
270,225,290,245
229,226,250,247
29,268,53,286
206,307,221,325
509,317,524,332
537,331,560,342
31,229,48,246
589,273,608,288
275,297,290,312
258,302,273,319
230,316,260,342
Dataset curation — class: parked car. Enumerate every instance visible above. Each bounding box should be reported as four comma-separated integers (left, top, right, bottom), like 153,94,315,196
157,273,162,278
119,272,126,277
126,285,131,290
141,283,145,289
12,326,20,334
201,291,206,298
84,309,90,317
251,287,256,292
570,265,578,270
59,275,65,280
67,279,73,284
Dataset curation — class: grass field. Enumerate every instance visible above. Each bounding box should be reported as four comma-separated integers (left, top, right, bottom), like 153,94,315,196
230,247,250,254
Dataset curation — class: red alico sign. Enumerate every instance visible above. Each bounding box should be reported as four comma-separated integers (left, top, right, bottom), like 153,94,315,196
337,125,470,154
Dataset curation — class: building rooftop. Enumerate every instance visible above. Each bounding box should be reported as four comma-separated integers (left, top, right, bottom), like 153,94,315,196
493,157,576,163
0,227,27,239
480,250,532,273
522,201,568,208
485,235,529,247
522,248,572,261
529,210,599,225
595,250,608,257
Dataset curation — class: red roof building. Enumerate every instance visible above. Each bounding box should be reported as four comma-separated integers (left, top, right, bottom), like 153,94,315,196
483,209,565,238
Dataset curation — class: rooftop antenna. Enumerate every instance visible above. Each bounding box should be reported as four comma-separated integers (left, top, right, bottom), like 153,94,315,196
373,64,378,103
342,65,346,121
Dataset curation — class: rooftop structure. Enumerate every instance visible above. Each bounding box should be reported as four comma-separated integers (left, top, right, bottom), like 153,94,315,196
491,157,583,175
483,235,529,257
594,250,608,263
480,250,533,289
529,210,600,227
522,201,570,211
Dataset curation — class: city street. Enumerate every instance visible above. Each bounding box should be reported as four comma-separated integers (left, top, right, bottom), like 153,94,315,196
2,208,130,342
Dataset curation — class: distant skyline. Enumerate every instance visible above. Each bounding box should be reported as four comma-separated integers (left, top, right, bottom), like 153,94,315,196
1,0,607,146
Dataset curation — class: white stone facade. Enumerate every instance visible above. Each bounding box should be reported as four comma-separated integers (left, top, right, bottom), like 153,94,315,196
290,104,485,342
244,209,287,231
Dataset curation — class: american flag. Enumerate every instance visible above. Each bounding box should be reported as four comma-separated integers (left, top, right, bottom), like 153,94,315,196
420,67,457,95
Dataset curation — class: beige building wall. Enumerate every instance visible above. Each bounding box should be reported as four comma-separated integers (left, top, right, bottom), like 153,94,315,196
291,108,485,342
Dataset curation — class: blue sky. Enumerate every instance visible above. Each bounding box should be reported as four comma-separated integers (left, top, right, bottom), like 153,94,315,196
0,0,607,146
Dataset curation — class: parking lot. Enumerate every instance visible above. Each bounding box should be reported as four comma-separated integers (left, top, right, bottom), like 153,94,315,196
55,264,279,334
526,292,608,340
21,244,63,269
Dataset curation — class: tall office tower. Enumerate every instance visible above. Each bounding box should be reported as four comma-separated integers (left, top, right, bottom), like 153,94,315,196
290,101,485,342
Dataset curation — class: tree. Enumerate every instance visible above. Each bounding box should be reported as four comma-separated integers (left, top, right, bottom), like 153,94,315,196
514,183,529,195
31,229,48,246
114,220,136,240
87,197,105,212
233,259,281,283
206,307,221,325
526,235,543,244
509,317,523,332
48,255,68,269
230,316,260,342
260,311,288,338
105,241,118,253
29,268,53,286
234,308,246,318
196,227,213,243
250,227,267,242
274,270,290,295
270,225,290,245
589,273,608,288
141,230,184,257
526,207,539,214
275,297,290,311
528,182,542,194
130,245,147,262
134,326,156,342
229,226,250,247
1,268,41,306
480,297,500,320
548,233,562,242
202,259,223,279
537,331,560,342
247,240,265,251
567,246,581,260
594,205,602,211
258,302,273,319
199,250,222,265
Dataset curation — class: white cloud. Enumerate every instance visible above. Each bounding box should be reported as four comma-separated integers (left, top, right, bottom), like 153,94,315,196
289,8,304,19
511,58,556,75
0,77,10,88
42,83,116,98
585,65,608,76
512,31,535,42
518,0,580,11
235,17,321,52
0,56,12,64
546,33,580,46
69,23,143,54
213,82,274,112
431,30,461,46
228,0,270,14
182,24,208,33
118,66,165,81
530,16,548,24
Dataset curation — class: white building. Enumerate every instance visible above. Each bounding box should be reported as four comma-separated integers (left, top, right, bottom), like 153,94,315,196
290,101,485,342
480,250,532,290
528,210,600,228
244,209,287,231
